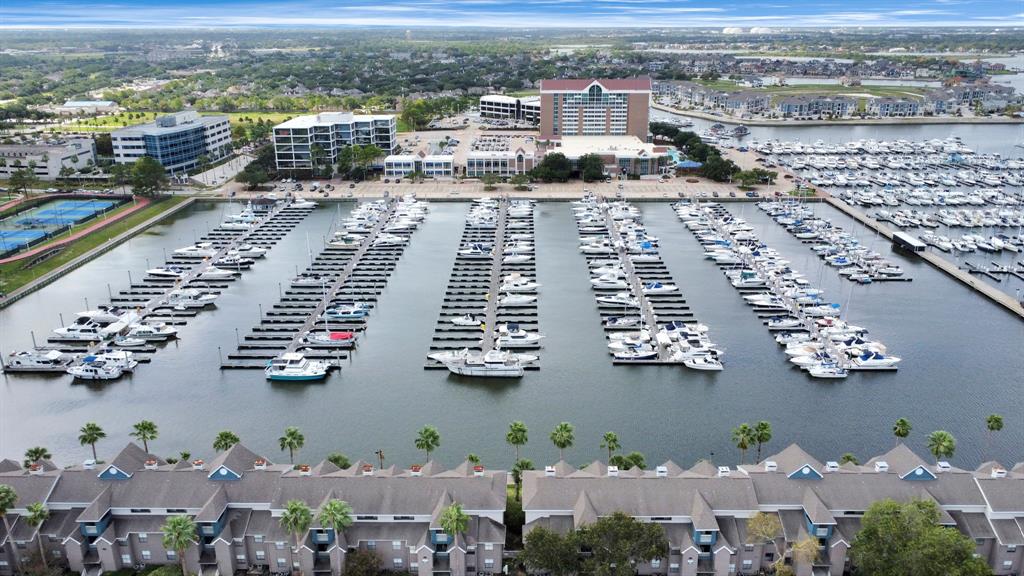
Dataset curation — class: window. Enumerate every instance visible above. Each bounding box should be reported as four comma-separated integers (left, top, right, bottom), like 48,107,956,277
167,509,187,514
356,515,378,521
651,559,661,568
669,563,680,574
744,544,754,552
121,554,131,564
393,516,414,521
392,541,402,550
138,534,148,543
742,560,753,569
1009,545,1018,553
276,559,287,568
130,508,152,514
393,559,403,569
253,535,264,544
167,551,177,560
484,559,495,570
275,542,286,550
366,541,376,550
51,550,61,558
236,555,247,562
484,543,493,551
1004,561,1014,569
141,551,151,561
256,551,265,561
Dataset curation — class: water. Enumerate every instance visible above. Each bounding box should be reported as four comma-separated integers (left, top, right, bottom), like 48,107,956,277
2,199,1022,472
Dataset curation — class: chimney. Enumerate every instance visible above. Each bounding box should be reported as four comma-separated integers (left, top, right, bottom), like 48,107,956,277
192,459,205,471
874,461,889,473
607,466,619,478
29,463,43,475
144,459,159,470
764,460,778,472
473,465,485,477
991,466,1007,479
825,461,839,472
936,461,951,473
298,464,311,476
254,458,267,470
544,465,556,477
655,465,668,478
362,464,374,477
717,466,731,478
410,464,422,477
83,459,96,470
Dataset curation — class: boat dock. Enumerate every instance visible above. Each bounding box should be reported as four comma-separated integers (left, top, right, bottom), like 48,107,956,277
221,198,420,370
424,198,541,370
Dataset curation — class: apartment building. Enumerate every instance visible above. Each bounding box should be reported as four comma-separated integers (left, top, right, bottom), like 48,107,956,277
868,98,921,117
111,111,231,173
0,139,96,180
0,443,506,576
523,443,1024,576
776,96,856,118
273,112,398,173
478,95,541,124
539,77,651,141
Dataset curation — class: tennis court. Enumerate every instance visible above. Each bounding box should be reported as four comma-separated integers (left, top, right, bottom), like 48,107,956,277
0,198,125,256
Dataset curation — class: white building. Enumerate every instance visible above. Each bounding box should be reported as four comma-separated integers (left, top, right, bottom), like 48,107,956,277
273,112,398,172
0,139,96,180
465,148,535,177
111,111,231,173
57,100,119,115
551,135,671,177
383,153,455,178
479,95,541,124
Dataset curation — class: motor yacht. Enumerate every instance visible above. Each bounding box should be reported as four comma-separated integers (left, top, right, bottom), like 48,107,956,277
233,244,267,258
596,292,639,307
292,275,334,287
127,322,179,341
682,355,724,371
112,336,148,348
213,255,255,270
807,363,848,379
67,360,124,381
503,253,532,264
163,288,217,310
3,349,78,372
302,331,357,348
851,351,901,370
265,353,331,381
173,243,217,257
146,266,190,279
322,303,370,320
450,314,480,327
499,294,537,307
642,282,677,294
458,243,493,259
444,349,525,378
603,316,640,328
492,324,545,348
591,275,629,290
198,267,240,280
612,344,658,361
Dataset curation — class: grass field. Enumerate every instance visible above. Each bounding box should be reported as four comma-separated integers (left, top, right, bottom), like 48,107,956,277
508,90,539,97
0,196,187,295
52,111,303,133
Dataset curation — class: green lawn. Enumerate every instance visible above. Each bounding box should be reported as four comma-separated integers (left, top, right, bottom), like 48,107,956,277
508,89,539,97
760,84,927,99
695,79,741,91
51,111,303,134
0,196,187,295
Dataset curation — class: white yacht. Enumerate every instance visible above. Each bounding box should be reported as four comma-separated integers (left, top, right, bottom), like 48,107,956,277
807,363,849,379
498,294,537,307
494,324,545,348
449,314,480,327
642,282,677,294
458,244,493,259
265,353,331,381
301,331,357,348
127,322,178,341
503,253,532,264
163,288,217,310
612,344,659,361
198,267,240,280
682,355,724,371
596,292,639,307
591,275,629,290
444,349,525,378
53,320,108,341
3,350,78,372
67,360,124,381
173,243,217,257
850,351,901,370
146,266,190,279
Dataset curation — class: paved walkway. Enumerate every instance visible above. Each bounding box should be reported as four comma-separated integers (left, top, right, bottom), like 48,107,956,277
0,196,150,264
192,155,253,187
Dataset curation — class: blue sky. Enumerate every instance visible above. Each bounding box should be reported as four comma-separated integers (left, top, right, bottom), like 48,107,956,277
1,0,1022,28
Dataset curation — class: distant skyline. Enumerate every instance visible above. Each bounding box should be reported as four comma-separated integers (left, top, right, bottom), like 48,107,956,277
1,0,1023,29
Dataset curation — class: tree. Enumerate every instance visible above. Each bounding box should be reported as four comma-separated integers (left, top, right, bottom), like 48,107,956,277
753,421,773,463
344,549,380,576
58,165,76,191
280,500,313,555
161,515,196,576
506,421,528,463
415,425,441,460
986,414,1004,456
213,430,240,452
466,453,480,465
481,173,499,191
577,512,668,576
850,499,991,576
732,423,754,464
746,511,782,563
927,430,956,463
609,451,646,470
236,164,269,190
700,155,740,182
9,168,39,196
520,526,581,576
109,163,132,193
336,146,355,178
790,536,820,567
840,452,860,465
532,152,571,183
353,144,382,173
279,427,305,464
0,485,17,569
439,503,470,538
196,155,211,184
78,422,106,461
549,422,575,461
130,156,169,196
317,499,354,540
25,502,49,569
510,173,530,191
578,153,605,182
23,446,51,468
326,452,350,469
600,431,620,461
131,420,159,453
893,418,912,445
511,459,533,501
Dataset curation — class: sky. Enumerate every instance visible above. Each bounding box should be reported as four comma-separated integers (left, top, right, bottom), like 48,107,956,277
0,0,1023,29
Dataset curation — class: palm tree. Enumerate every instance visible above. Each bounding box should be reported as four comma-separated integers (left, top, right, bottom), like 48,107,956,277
415,425,441,461
78,422,106,461
732,423,754,464
439,503,470,539
506,421,528,463
549,422,574,461
213,430,240,452
0,485,18,570
927,430,956,464
317,499,354,540
986,414,1004,456
279,427,305,464
466,454,480,465
280,500,313,555
511,459,533,501
753,421,773,463
130,420,159,453
840,453,860,465
892,418,912,445
23,447,51,468
162,515,196,576
25,502,49,569
600,432,620,462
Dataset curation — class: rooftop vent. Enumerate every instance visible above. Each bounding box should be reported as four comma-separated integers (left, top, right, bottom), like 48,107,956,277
655,465,668,478
937,461,951,473
825,461,839,472
991,467,1007,479
717,466,731,478
361,464,374,477
298,464,311,476
254,458,267,470
29,463,43,475
473,465,485,477
607,466,619,478
544,465,556,477
763,461,778,472
192,459,205,471
410,464,422,477
144,459,159,470
874,461,889,473
83,459,96,470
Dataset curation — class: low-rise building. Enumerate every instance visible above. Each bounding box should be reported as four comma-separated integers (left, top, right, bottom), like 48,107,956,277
868,97,921,117
776,96,856,118
0,443,506,576
111,111,231,173
0,138,96,180
383,152,456,179
273,112,398,173
551,135,671,177
479,95,541,124
57,100,119,115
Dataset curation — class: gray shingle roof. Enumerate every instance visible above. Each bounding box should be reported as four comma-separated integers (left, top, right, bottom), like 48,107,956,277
802,488,836,525
976,477,1024,512
990,519,1024,546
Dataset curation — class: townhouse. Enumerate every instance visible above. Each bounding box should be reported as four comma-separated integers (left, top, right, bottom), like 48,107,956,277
0,443,506,576
273,112,398,173
523,443,1024,576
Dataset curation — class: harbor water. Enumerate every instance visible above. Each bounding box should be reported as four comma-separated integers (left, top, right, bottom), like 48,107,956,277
2,199,1022,471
